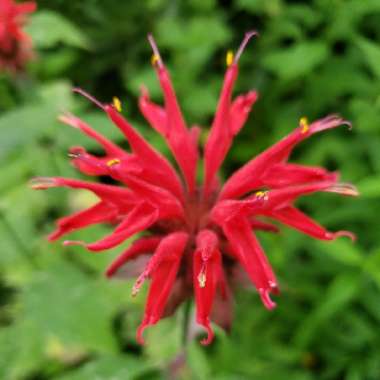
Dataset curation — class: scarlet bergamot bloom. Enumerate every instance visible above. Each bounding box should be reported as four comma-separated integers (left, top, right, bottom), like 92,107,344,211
0,0,36,72
31,32,358,345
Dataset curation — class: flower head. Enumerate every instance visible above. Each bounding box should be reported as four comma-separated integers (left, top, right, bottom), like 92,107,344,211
31,32,358,345
0,0,36,72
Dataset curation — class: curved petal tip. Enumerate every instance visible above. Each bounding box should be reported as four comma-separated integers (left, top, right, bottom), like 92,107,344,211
29,177,57,190
63,240,86,247
136,323,146,345
326,183,359,197
330,230,356,242
259,288,277,310
200,322,215,346
72,88,105,110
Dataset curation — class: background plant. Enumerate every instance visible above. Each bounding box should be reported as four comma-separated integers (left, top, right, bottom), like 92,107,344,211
0,0,380,379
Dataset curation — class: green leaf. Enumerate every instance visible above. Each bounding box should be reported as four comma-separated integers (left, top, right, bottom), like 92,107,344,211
312,239,363,267
294,273,361,348
262,42,329,80
19,260,119,353
357,176,380,198
56,355,152,380
0,81,73,159
26,11,90,49
356,37,380,79
364,248,380,290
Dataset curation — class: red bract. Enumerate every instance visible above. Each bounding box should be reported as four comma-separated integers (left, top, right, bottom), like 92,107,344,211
0,0,36,72
31,32,358,345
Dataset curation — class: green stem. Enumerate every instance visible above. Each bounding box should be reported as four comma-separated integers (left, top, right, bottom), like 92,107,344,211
182,300,192,348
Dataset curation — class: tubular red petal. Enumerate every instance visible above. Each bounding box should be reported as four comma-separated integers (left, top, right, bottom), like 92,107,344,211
105,236,161,277
222,218,278,308
213,180,344,225
15,2,37,14
30,176,139,209
59,112,126,157
48,201,118,241
194,229,222,345
250,218,279,233
147,35,198,193
268,206,350,241
270,206,328,239
204,32,258,196
230,91,258,135
220,115,351,200
105,105,185,201
110,173,184,219
247,181,337,213
84,203,159,252
138,86,167,135
261,163,338,188
204,64,238,195
136,232,188,344
69,147,110,176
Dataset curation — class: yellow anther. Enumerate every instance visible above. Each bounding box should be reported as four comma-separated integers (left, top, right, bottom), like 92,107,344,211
112,97,122,112
255,190,269,201
151,53,159,66
198,271,206,288
226,50,234,67
300,117,309,134
106,158,120,167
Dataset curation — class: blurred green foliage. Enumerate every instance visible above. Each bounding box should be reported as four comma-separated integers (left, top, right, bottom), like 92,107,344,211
1,0,380,379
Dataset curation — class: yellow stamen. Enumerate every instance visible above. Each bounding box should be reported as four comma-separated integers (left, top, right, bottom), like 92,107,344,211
300,117,309,134
198,270,206,288
106,158,120,167
151,53,159,66
255,190,269,201
226,50,234,67
112,97,122,112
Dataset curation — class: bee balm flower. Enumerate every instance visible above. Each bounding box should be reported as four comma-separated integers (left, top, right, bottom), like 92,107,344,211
0,0,36,72
31,32,357,345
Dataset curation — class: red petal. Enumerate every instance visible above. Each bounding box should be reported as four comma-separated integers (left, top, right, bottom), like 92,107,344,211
105,105,185,201
204,32,258,195
269,206,356,241
136,232,189,344
59,113,126,157
148,67,198,193
105,236,161,277
15,2,36,14
48,201,117,241
222,218,278,309
261,163,338,188
72,203,159,252
212,180,350,224
204,65,238,195
109,173,184,219
69,147,111,176
138,86,167,135
220,115,351,200
230,90,258,135
193,230,222,345
248,180,339,211
30,176,139,210
250,218,279,233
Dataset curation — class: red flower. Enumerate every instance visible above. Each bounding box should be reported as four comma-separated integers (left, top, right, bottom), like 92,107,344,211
0,0,36,72
31,32,358,345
